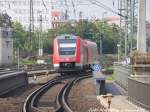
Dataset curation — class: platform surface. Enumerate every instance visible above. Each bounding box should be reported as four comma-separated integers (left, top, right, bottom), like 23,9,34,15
93,71,105,80
97,81,149,112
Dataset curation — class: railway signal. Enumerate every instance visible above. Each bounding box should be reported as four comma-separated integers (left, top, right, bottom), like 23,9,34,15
90,64,101,72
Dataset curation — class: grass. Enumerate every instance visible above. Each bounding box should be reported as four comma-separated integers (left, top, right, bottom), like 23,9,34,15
13,58,36,65
106,74,115,81
20,59,36,65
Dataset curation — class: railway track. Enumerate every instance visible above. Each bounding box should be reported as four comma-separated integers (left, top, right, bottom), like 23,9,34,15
22,74,92,112
0,64,55,77
0,64,53,72
0,64,55,99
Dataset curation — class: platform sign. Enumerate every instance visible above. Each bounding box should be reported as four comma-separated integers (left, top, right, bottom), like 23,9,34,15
91,64,101,71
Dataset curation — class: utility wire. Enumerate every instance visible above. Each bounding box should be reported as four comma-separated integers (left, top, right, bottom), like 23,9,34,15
86,0,127,18
71,0,77,20
42,0,48,11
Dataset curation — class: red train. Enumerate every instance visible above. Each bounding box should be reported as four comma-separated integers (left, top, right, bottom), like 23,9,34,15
53,34,98,73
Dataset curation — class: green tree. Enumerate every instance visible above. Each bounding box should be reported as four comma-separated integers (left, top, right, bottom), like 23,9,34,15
0,13,12,27
93,20,120,53
12,22,27,50
12,19,122,55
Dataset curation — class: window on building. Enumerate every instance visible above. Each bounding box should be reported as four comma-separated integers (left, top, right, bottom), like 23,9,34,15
6,41,9,48
2,31,8,38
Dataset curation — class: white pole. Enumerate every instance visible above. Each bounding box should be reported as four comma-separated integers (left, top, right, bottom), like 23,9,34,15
137,0,146,53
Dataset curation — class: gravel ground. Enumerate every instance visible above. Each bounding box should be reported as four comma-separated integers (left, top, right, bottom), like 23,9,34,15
0,84,40,112
38,84,64,109
69,77,105,112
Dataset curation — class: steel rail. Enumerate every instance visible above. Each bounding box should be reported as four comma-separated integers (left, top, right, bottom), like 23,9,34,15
23,73,92,112
56,75,92,112
22,76,63,112
22,75,74,112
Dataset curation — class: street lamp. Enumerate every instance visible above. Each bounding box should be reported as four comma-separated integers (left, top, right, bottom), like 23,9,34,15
117,44,121,62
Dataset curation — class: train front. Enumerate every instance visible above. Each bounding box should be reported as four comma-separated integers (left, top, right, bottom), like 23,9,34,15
53,35,81,73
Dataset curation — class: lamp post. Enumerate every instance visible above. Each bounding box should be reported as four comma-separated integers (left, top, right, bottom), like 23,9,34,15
117,44,121,62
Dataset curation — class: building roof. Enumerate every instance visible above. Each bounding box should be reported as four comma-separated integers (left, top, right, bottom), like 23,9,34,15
104,16,120,21
51,10,61,17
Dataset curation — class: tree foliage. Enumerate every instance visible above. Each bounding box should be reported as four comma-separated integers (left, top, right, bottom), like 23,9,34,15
50,20,121,54
12,20,121,55
0,13,12,27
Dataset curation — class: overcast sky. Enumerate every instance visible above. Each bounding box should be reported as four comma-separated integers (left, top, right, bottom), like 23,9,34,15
52,0,150,21
74,0,119,19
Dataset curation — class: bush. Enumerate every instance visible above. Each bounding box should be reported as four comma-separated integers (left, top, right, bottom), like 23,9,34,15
99,54,117,68
102,67,114,74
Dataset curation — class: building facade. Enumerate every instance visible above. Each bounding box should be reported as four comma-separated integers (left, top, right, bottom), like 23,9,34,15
0,0,51,30
0,27,13,65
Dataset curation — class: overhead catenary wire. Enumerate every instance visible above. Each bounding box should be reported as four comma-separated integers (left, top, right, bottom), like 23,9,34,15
71,0,77,20
42,0,48,11
86,0,127,18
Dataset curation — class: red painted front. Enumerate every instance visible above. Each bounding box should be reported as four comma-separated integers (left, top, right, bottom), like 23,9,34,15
53,36,82,65
53,35,98,69
53,38,59,64
75,37,81,63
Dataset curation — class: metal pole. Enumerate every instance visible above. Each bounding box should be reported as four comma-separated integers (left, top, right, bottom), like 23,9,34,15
100,37,102,54
124,0,128,58
117,44,120,62
130,0,134,52
29,0,34,50
29,0,32,49
39,13,43,56
17,47,19,71
125,19,128,58
38,27,41,56
118,0,123,59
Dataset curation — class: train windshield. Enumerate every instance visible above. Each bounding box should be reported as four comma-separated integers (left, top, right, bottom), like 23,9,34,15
58,39,76,56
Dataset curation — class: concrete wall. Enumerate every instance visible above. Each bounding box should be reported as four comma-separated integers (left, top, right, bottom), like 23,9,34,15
114,62,150,109
0,72,28,95
0,27,13,65
128,77,150,110
114,62,132,90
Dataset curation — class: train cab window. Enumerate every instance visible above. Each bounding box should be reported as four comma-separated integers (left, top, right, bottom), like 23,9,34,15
58,39,76,43
58,39,76,56
59,47,76,55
